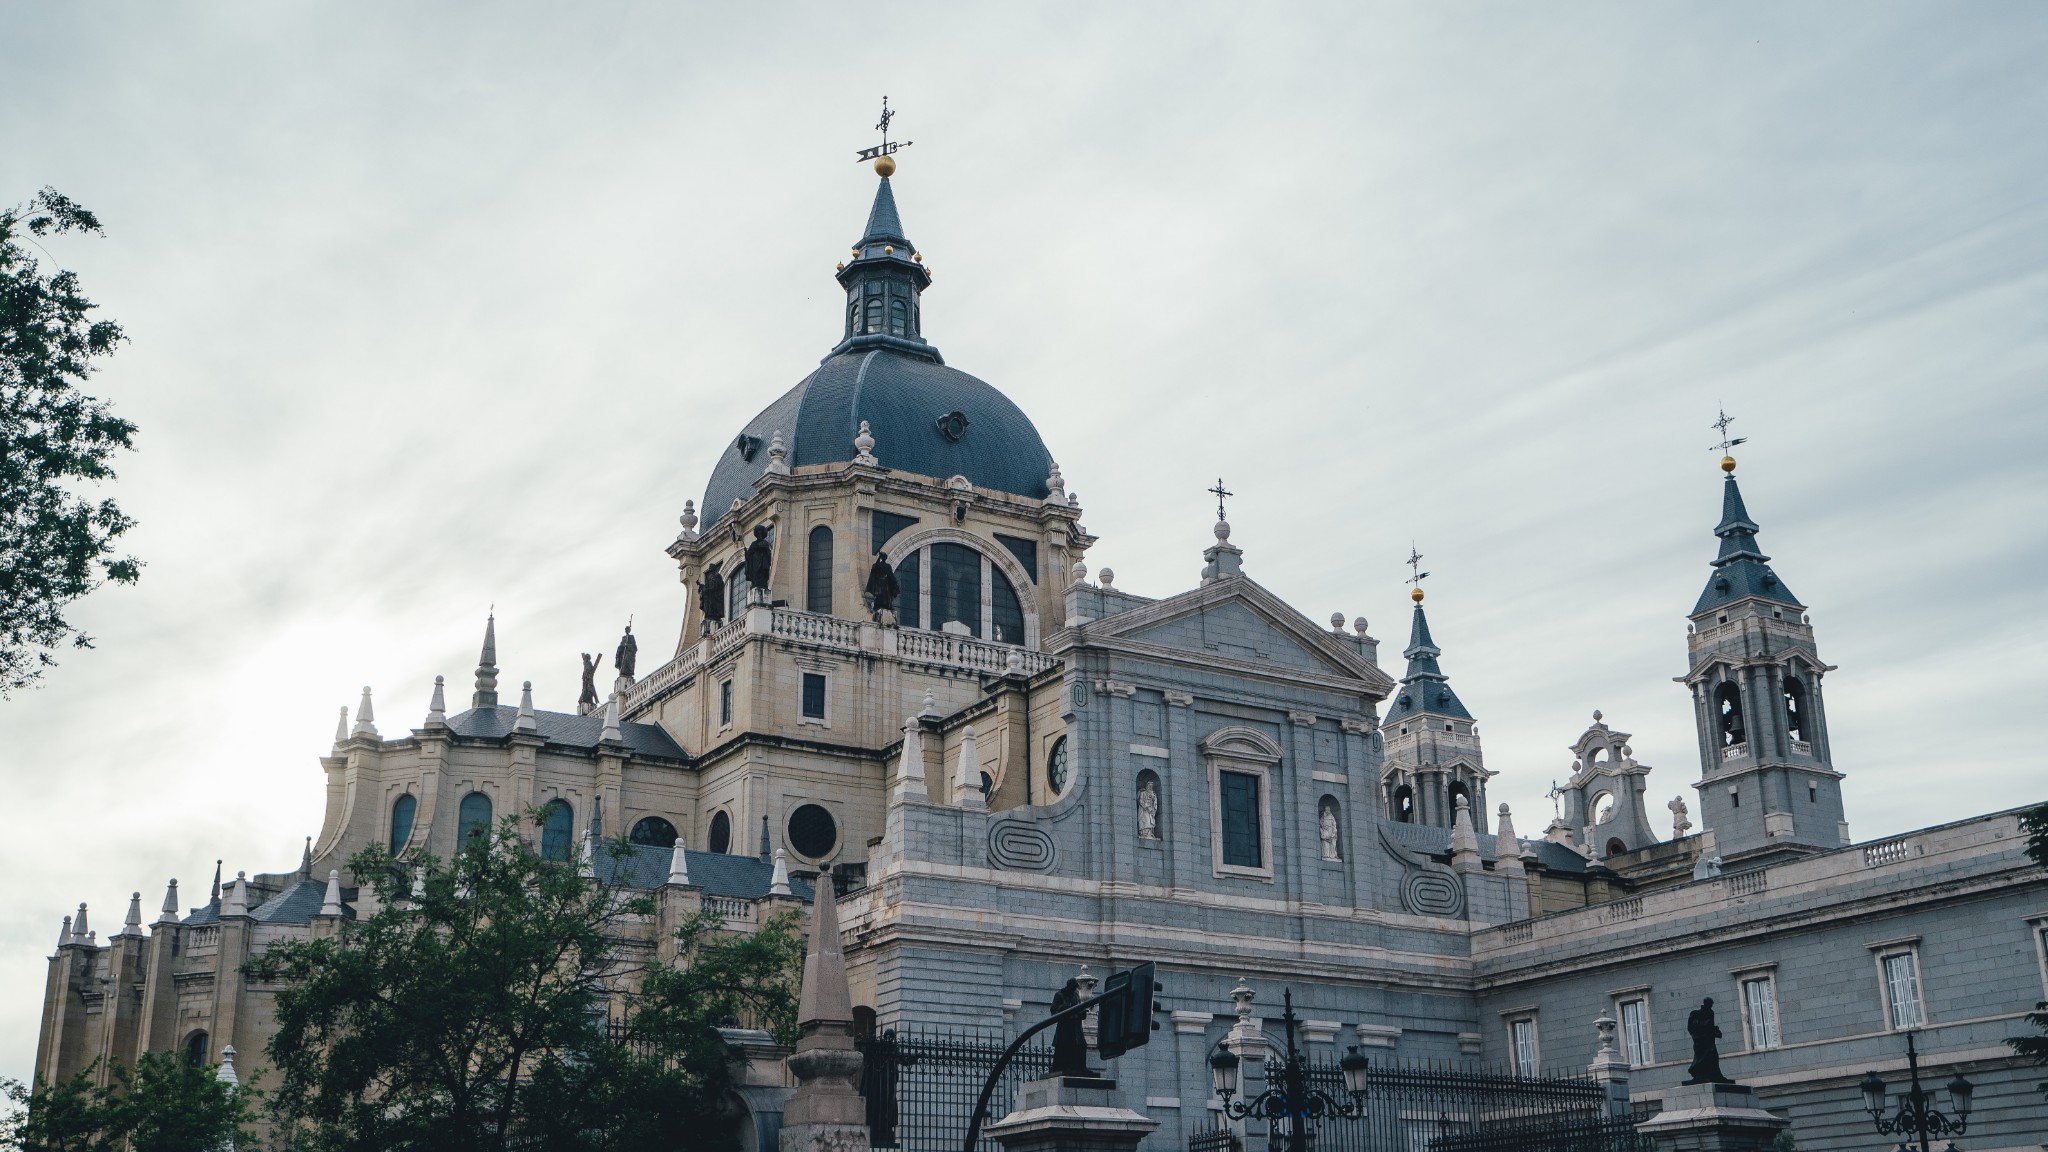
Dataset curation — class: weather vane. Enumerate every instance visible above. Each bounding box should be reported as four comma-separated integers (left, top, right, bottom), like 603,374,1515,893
1710,406,1747,457
1405,544,1429,590
1209,478,1233,522
855,96,914,168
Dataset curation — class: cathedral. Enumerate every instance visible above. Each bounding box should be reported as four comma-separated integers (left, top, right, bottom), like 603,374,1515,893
34,156,2048,1151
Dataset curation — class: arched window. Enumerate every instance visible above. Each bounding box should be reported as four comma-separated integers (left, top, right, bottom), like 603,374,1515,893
537,799,574,862
1782,676,1807,744
184,1030,209,1066
929,542,983,637
631,816,678,848
1392,784,1416,823
894,551,922,628
1592,791,1617,824
728,563,748,620
846,296,859,337
1715,682,1746,747
1447,780,1472,819
807,526,834,615
1605,838,1628,859
707,810,732,855
458,792,493,845
889,296,909,337
864,293,883,334
389,793,416,855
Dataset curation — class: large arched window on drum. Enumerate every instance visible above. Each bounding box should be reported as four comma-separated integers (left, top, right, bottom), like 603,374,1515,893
930,542,983,637
893,541,1027,643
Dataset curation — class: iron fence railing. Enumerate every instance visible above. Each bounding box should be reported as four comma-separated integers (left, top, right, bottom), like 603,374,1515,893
856,1025,1051,1152
1188,1121,1246,1152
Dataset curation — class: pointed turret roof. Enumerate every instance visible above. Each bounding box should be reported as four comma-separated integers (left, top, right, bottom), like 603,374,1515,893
1385,604,1472,722
1692,474,1801,615
473,614,500,709
860,177,909,247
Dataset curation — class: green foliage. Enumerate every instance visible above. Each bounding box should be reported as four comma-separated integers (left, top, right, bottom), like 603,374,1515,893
2012,807,2048,1094
2018,801,2048,869
248,818,804,1152
0,1052,253,1151
0,188,139,695
1770,1130,1797,1151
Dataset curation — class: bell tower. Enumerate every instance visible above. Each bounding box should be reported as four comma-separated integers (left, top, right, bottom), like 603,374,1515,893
1681,446,1846,864
1381,569,1492,830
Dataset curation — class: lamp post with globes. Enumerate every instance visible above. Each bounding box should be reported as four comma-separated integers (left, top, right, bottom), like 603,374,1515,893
1859,1032,1973,1152
1207,989,1370,1152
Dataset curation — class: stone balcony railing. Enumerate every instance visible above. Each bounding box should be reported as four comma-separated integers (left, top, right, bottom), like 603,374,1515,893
623,607,1059,713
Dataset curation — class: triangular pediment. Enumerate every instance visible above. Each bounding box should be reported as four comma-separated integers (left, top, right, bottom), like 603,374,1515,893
1086,577,1396,694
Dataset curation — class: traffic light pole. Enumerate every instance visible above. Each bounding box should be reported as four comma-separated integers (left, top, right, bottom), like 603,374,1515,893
960,991,1104,1152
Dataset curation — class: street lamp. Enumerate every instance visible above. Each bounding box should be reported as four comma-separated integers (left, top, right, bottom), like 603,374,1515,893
1860,1032,1973,1152
1207,988,1368,1152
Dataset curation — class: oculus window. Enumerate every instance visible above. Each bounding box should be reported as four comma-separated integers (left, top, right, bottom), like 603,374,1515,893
787,804,838,860
1045,735,1069,796
707,810,732,855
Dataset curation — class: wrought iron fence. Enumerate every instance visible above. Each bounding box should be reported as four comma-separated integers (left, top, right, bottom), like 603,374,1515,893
1188,1121,1246,1152
856,1024,1052,1152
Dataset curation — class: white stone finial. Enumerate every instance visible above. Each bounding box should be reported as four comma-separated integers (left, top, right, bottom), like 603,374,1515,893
352,686,378,739
853,420,877,466
427,675,447,726
157,880,180,926
223,872,250,918
1330,611,1346,631
1353,616,1370,636
579,828,597,879
677,499,699,540
1075,964,1098,999
1067,490,1081,509
320,869,343,917
122,891,143,936
1045,460,1065,501
766,429,790,475
57,915,71,949
919,689,940,719
1098,567,1115,589
409,866,426,901
515,681,538,733
216,1045,239,1085
600,692,623,744
1213,518,1232,542
954,725,986,809
1450,797,1482,873
768,848,793,897
334,706,349,746
1592,709,1604,723
895,714,927,798
1071,560,1088,586
1594,1013,1618,1054
667,839,691,886
71,903,88,943
1004,649,1023,675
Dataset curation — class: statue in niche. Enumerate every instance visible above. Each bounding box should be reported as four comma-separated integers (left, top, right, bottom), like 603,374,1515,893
1136,776,1160,840
1319,804,1341,861
1668,795,1693,838
577,653,601,714
1683,998,1733,1085
864,549,901,621
612,623,637,681
1049,977,1095,1077
744,524,774,598
697,562,726,632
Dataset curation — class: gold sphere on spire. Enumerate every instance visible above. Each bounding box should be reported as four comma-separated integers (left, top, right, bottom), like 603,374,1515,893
874,154,896,178
1411,586,1425,604
1721,455,1737,474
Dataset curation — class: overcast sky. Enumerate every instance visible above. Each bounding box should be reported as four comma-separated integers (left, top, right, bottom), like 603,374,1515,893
2,3,2045,1081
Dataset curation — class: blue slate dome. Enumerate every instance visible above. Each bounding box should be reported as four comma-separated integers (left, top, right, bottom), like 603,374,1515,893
702,176,1052,529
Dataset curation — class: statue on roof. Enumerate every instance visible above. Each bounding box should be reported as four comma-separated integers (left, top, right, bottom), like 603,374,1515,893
698,562,726,630
613,623,638,682
578,653,601,715
864,550,901,621
744,525,774,597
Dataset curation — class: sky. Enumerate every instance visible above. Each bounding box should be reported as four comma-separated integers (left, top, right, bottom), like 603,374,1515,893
2,2,2046,1082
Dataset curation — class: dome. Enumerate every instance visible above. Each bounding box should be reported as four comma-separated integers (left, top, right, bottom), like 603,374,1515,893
702,348,1053,529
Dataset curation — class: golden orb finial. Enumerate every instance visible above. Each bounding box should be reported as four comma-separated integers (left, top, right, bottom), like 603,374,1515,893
1411,586,1425,604
874,154,896,178
1721,455,1737,474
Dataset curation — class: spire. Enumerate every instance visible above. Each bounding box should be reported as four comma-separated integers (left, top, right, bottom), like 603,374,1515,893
795,862,853,1033
666,839,691,886
514,681,538,733
600,692,623,745
209,861,222,908
72,903,89,943
1450,796,1483,873
1694,472,1800,615
829,174,939,362
120,891,143,937
333,706,348,746
157,879,180,926
319,870,343,918
426,675,447,726
301,836,313,879
223,872,250,918
1387,603,1472,722
473,614,500,709
57,915,71,949
768,848,793,897
954,725,985,810
352,687,378,739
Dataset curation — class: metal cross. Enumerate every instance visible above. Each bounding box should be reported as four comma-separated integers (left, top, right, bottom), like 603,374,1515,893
855,96,915,164
1710,406,1747,456
1209,478,1233,522
1548,779,1565,819
1405,544,1429,590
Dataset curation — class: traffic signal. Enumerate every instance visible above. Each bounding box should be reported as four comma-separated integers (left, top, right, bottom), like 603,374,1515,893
1096,961,1162,1061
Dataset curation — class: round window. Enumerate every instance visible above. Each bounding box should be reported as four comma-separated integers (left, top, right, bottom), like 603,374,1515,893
787,804,838,860
1046,736,1069,796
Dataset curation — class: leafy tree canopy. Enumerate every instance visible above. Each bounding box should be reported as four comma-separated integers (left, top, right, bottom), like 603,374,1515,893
248,817,803,1152
2010,801,2048,1089
0,187,139,695
0,1051,253,1152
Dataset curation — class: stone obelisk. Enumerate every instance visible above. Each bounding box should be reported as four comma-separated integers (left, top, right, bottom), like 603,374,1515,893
779,876,868,1152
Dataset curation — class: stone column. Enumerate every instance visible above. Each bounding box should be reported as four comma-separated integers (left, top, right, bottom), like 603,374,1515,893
1636,1082,1788,1152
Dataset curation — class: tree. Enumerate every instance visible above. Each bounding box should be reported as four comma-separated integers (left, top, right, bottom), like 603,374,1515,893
0,1052,253,1151
248,818,804,1152
0,187,139,696
2009,801,2048,1091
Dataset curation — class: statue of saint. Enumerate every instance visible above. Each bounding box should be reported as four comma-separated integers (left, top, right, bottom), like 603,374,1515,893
1049,977,1094,1077
1319,805,1341,861
864,550,901,620
1683,997,1732,1084
577,652,601,714
744,524,774,593
1668,795,1693,838
612,623,637,681
697,562,726,629
1137,777,1160,841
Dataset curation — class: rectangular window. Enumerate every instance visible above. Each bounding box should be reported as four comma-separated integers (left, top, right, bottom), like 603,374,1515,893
719,680,733,727
1509,1018,1539,1077
805,526,833,615
929,542,983,637
995,533,1039,583
1741,976,1778,1049
1219,770,1262,868
895,549,921,628
1881,952,1923,1029
801,673,826,720
872,510,918,553
1618,998,1652,1067
728,564,748,619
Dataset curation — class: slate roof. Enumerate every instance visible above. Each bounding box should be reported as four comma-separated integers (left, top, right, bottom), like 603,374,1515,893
594,843,815,902
1693,475,1801,615
1384,605,1473,722
441,706,687,761
1384,821,1589,875
249,877,355,923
